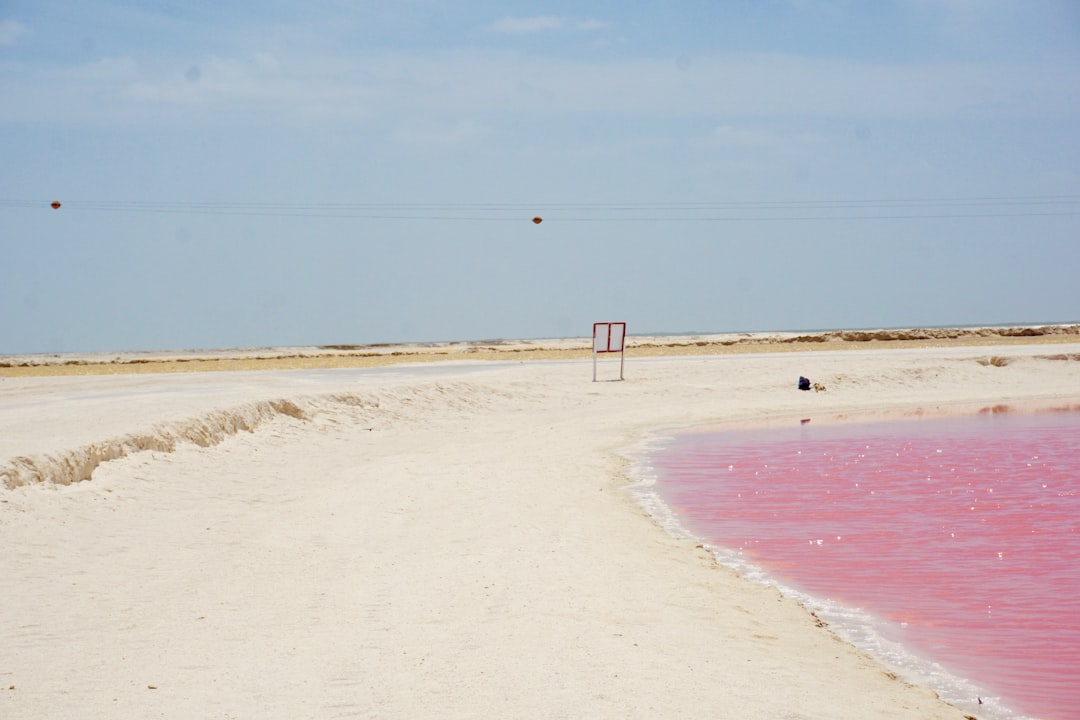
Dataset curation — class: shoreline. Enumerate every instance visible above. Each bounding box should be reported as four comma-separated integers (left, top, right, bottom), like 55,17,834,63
3,338,1079,718
2,323,1078,377
624,403,1078,720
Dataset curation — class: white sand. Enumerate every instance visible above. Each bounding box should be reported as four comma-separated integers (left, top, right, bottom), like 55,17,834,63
2,343,1078,719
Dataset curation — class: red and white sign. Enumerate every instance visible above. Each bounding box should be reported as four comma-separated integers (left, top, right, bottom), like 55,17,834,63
592,322,626,353
592,322,626,381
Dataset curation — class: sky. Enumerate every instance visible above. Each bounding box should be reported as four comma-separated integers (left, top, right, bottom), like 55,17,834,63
1,0,1079,354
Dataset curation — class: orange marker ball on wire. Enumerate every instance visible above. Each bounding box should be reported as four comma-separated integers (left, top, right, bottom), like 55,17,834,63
51,201,61,209
532,216,542,224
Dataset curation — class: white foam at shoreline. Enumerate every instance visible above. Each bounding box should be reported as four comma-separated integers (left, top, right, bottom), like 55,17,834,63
622,423,1034,720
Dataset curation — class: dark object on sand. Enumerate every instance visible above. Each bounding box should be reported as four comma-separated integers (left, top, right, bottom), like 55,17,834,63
798,376,811,391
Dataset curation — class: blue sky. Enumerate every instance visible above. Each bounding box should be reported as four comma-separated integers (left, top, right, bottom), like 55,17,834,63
2,1,1078,353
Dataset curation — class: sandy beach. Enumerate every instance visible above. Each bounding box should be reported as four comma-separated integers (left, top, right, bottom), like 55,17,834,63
2,328,1079,719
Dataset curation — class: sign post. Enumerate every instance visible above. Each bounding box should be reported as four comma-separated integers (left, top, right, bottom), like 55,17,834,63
592,322,626,382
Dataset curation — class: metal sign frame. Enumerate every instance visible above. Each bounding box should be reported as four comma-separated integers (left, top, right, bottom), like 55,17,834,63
592,322,626,381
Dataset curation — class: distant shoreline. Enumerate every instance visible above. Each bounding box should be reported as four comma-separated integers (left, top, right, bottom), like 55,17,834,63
3,323,1079,377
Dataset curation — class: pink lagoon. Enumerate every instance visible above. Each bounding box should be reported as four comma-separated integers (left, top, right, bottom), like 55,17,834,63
650,408,1080,720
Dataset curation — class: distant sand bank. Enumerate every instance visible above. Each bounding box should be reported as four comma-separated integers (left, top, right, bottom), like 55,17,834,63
2,323,1078,377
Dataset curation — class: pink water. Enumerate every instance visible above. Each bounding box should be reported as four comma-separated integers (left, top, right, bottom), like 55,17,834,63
651,409,1080,720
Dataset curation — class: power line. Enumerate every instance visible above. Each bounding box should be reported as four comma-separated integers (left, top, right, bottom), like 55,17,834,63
3,195,1079,221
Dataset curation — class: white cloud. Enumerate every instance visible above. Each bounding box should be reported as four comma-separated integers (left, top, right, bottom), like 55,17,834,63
709,125,825,154
60,56,142,84
115,53,371,122
711,125,784,148
485,16,610,35
0,19,28,47
574,19,610,32
787,0,845,17
391,118,489,148
3,44,1073,130
0,50,368,126
392,51,1043,120
251,52,280,73
486,16,564,34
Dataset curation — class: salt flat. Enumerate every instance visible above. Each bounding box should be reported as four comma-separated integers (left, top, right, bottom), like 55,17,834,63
2,339,1078,719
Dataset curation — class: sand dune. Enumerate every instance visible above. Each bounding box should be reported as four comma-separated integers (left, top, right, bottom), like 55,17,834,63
2,337,1079,719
